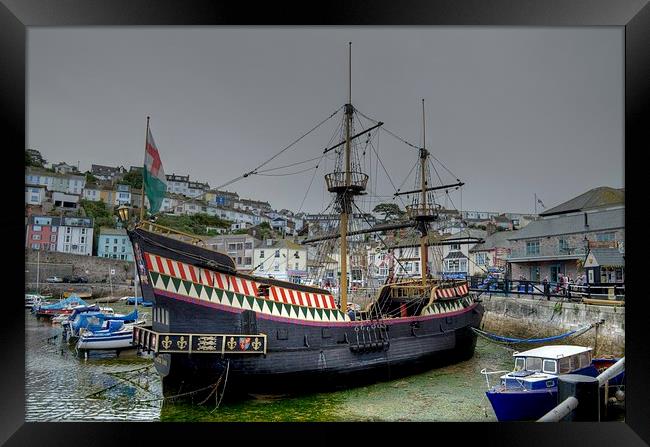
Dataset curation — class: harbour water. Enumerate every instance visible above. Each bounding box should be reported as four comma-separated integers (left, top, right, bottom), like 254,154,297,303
26,305,514,422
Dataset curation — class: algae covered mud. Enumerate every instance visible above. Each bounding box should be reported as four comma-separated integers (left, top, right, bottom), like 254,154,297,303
26,306,513,422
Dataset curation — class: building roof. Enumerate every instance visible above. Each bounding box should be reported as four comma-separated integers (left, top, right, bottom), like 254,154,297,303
259,239,305,251
514,345,592,359
470,230,515,252
507,207,623,240
99,227,128,236
586,248,624,267
540,186,624,216
443,251,468,260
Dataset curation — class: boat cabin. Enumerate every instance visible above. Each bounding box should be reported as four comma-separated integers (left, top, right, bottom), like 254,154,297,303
500,345,593,390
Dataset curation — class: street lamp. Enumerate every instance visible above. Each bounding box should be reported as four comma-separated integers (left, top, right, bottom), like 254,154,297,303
117,205,130,224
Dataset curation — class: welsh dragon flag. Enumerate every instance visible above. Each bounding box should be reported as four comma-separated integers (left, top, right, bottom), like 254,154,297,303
143,126,167,215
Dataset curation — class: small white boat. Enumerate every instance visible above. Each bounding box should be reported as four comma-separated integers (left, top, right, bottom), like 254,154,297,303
76,320,145,352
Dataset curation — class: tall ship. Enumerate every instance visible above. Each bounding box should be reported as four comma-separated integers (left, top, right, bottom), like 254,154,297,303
130,44,484,397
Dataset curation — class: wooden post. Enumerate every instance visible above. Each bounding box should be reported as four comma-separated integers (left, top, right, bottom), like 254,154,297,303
140,116,150,222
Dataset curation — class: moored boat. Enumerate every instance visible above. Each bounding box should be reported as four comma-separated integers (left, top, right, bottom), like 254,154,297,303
76,320,143,352
484,345,624,421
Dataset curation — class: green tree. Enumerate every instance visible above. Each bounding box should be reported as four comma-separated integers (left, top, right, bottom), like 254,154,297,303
84,171,98,183
81,199,117,255
373,203,404,221
25,149,46,168
121,170,143,190
155,213,230,236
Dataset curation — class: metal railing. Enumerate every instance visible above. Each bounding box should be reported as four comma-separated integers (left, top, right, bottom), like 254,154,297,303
467,275,624,302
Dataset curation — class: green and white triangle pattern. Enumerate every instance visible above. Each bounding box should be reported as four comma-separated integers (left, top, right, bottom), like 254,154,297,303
422,299,467,316
149,271,350,322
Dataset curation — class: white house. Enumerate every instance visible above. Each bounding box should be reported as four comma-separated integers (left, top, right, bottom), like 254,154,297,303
56,217,94,256
83,185,102,202
252,239,308,283
25,184,46,205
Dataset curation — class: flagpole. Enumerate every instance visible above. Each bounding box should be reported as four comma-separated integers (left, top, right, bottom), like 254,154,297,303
140,116,150,222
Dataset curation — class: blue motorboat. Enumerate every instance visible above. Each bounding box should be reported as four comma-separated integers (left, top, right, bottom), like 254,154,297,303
32,295,90,318
63,308,139,341
76,320,137,352
484,345,624,421
125,296,152,307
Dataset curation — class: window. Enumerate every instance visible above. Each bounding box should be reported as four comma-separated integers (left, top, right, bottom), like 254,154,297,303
543,360,557,374
274,263,280,271
121,246,125,252
105,246,109,253
597,232,615,242
113,246,117,253
32,225,42,232
65,235,70,243
526,357,543,372
66,227,71,234
31,243,40,249
32,234,41,240
228,243,237,251
559,239,570,254
52,227,57,232
120,255,125,260
80,236,85,244
514,357,525,371
64,245,70,252
295,262,299,270
577,352,591,369
275,250,280,258
114,238,118,244
526,240,540,255
236,243,243,250
476,253,488,265
244,242,252,249
50,235,56,242
244,257,252,265
81,228,86,235
558,357,574,374
260,250,265,258
237,257,242,265
450,243,461,251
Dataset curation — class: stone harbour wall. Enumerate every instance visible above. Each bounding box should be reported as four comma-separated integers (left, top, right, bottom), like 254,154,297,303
480,295,625,357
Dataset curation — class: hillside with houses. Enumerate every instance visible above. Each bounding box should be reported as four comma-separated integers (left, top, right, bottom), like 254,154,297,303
25,148,623,289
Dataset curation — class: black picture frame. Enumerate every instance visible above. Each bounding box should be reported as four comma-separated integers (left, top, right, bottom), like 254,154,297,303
2,1,648,445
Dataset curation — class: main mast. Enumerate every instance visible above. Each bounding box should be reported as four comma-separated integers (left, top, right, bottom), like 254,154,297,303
340,42,352,311
324,42,368,311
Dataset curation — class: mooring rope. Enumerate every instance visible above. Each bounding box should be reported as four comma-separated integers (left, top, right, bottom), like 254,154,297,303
471,322,597,345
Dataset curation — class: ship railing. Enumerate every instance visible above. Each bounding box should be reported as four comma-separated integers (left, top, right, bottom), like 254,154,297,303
480,368,510,390
324,171,368,193
405,204,439,220
137,221,207,247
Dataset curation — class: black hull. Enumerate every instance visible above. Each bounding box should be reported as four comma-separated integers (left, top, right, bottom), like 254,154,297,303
129,228,484,398
160,323,479,397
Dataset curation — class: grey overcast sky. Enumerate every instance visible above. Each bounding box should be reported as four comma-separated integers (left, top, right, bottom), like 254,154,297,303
27,27,623,215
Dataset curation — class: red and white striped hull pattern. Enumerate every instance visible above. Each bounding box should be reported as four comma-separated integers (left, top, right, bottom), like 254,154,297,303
435,284,469,299
144,252,338,311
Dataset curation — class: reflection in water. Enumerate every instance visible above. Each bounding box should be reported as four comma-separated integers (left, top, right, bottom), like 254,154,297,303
26,308,513,422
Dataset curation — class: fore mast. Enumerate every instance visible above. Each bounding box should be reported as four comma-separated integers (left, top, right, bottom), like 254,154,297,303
324,42,368,311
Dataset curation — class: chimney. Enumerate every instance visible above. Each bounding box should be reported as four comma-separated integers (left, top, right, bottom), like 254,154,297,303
584,212,589,228
486,222,497,236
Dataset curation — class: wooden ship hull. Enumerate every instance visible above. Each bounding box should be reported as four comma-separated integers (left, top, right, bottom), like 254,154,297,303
129,227,484,396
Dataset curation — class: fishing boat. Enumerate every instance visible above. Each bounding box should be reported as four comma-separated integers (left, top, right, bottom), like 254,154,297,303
32,295,90,319
24,293,51,309
125,296,152,307
63,308,138,342
129,44,484,397
76,320,142,352
484,345,624,421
